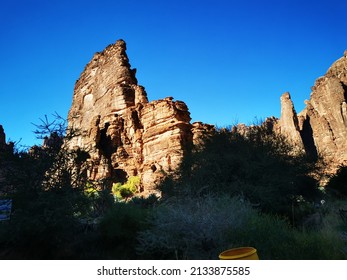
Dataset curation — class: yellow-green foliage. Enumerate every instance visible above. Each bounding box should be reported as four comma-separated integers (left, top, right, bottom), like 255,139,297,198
84,181,99,197
112,176,140,200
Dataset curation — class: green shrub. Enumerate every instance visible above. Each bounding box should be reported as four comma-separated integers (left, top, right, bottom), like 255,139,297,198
137,194,346,260
99,202,149,259
137,195,254,259
160,126,319,219
112,176,140,201
326,166,347,198
292,228,345,259
0,114,96,259
129,194,159,208
0,188,91,259
84,181,99,197
234,212,295,259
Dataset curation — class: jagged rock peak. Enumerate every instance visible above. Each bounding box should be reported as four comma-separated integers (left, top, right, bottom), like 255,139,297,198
68,39,149,143
325,49,347,83
79,39,138,86
66,39,210,194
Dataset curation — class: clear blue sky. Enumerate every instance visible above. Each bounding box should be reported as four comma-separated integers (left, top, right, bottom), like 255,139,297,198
1,0,346,147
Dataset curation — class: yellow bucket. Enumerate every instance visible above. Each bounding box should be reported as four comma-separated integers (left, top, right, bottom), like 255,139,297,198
219,247,259,260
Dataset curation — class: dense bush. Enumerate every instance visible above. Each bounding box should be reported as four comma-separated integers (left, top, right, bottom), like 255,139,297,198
0,187,93,259
112,176,140,201
236,210,345,259
0,115,97,259
137,195,252,259
325,166,347,198
137,195,346,260
98,202,151,259
160,126,321,219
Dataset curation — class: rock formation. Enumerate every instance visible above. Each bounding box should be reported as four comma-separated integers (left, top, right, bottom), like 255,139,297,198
278,92,304,150
66,39,347,192
67,40,208,194
274,50,347,171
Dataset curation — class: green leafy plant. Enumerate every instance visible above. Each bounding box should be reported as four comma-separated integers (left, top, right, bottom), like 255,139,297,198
84,181,99,198
112,176,140,201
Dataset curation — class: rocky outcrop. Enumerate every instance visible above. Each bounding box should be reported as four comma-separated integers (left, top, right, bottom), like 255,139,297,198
275,51,347,171
66,39,347,192
66,40,208,193
306,53,347,164
191,122,215,146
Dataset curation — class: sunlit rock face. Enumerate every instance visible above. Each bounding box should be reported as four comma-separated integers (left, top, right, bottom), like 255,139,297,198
275,51,347,172
303,53,347,168
66,40,209,193
277,92,305,153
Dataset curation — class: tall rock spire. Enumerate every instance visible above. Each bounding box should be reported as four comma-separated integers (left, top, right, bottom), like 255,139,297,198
278,92,304,151
66,40,194,194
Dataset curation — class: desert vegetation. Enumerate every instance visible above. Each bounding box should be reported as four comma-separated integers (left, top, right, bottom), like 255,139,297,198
0,116,346,259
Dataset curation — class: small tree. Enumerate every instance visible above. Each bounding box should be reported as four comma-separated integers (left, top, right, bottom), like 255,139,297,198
0,114,94,258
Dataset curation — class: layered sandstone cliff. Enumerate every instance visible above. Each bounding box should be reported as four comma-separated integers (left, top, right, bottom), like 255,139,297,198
67,40,204,193
274,51,347,171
